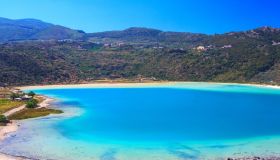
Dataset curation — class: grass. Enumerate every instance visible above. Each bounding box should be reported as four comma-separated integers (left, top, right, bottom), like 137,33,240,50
0,99,25,114
8,107,63,120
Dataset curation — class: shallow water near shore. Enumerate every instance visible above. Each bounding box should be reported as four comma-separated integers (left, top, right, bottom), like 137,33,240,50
1,83,280,159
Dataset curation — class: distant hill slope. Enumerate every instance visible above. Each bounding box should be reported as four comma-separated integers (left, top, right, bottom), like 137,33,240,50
0,17,280,86
0,17,85,42
88,27,163,39
87,27,208,48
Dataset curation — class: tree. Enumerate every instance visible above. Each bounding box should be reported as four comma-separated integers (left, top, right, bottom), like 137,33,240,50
0,115,9,123
10,93,20,100
26,99,39,108
28,91,36,97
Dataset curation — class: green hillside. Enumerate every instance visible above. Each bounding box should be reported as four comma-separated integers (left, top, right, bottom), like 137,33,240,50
0,26,280,86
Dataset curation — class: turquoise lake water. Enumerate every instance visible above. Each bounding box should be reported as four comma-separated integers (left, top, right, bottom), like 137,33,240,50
1,83,280,159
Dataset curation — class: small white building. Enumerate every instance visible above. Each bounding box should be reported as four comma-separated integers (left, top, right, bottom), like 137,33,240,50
15,98,22,101
272,41,280,46
221,45,232,49
196,46,206,51
22,95,32,100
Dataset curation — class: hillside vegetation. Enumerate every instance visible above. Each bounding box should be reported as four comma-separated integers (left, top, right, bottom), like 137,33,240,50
0,18,280,86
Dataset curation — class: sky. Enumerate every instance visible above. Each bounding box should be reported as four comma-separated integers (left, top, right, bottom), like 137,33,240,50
0,0,280,34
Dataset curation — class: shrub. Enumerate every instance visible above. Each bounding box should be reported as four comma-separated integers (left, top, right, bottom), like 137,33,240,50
26,99,39,108
0,115,9,123
10,93,20,100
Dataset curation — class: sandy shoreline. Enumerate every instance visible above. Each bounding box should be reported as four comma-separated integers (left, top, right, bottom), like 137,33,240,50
0,121,18,141
0,153,30,160
37,96,55,108
18,81,172,90
18,81,280,91
0,122,24,160
0,97,54,160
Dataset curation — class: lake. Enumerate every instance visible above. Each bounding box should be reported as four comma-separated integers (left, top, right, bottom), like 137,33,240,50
1,83,280,159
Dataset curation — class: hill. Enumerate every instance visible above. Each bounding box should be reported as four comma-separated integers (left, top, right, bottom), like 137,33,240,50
87,27,208,48
0,18,280,86
0,17,85,42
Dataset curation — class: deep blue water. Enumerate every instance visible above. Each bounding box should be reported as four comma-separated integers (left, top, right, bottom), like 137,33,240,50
34,86,280,143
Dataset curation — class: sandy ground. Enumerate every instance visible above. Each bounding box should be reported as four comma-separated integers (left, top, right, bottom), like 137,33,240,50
0,122,25,160
37,97,54,108
0,153,30,160
0,121,18,141
18,82,172,90
18,81,280,91
0,103,26,141
0,97,53,160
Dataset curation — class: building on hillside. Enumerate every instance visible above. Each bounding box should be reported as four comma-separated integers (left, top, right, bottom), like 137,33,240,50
118,42,125,47
15,98,22,101
272,41,280,46
221,45,232,49
195,46,206,51
22,95,32,101
104,43,110,47
136,75,157,82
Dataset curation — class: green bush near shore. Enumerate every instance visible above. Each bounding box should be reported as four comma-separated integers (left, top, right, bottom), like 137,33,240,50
8,108,63,120
10,93,20,100
26,99,39,108
0,115,9,126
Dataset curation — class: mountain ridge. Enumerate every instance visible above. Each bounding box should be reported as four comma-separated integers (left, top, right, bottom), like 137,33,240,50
0,17,85,42
1,17,280,42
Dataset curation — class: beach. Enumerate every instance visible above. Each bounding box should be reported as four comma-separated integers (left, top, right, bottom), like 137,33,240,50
0,153,29,160
18,81,280,91
0,121,18,141
0,96,54,160
18,82,172,90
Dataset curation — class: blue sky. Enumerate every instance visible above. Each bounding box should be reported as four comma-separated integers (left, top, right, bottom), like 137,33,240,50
0,0,279,34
